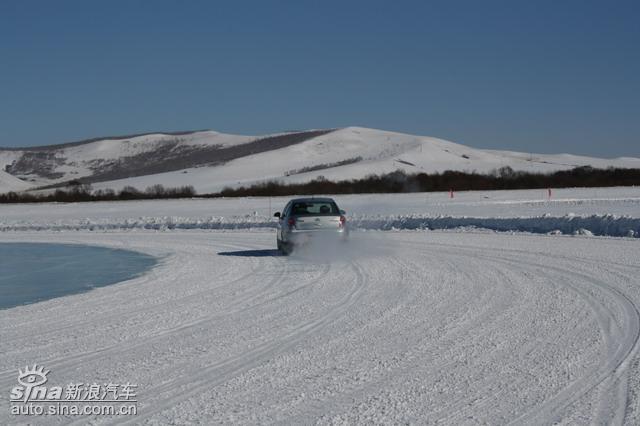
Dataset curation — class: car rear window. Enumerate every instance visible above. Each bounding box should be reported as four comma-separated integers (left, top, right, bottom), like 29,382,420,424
291,201,339,216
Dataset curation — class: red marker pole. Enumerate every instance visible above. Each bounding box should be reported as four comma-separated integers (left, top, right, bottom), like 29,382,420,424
450,189,454,199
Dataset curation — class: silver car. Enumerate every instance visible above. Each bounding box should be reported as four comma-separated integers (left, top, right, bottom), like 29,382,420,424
274,197,348,254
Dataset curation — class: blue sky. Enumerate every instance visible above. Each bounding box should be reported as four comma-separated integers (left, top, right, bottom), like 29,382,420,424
1,0,638,157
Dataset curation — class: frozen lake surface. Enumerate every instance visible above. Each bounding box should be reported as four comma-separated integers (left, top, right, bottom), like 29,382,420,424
0,243,156,309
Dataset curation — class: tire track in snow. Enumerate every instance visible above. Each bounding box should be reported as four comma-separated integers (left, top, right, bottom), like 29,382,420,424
291,252,531,422
314,236,639,425
412,241,640,425
327,245,576,424
110,260,367,425
0,239,267,345
496,256,640,425
0,239,296,385
2,232,639,425
127,237,639,425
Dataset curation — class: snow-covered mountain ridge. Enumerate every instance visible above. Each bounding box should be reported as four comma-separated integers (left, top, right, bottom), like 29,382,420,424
1,126,638,193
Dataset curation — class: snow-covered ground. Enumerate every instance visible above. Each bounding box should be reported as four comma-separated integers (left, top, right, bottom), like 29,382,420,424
1,186,639,237
1,231,640,424
1,187,640,424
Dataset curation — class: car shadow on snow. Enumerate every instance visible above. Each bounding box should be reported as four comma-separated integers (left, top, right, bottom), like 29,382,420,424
217,249,283,257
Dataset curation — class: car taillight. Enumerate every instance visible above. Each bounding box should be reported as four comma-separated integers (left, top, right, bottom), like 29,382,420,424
288,217,296,227
339,215,346,227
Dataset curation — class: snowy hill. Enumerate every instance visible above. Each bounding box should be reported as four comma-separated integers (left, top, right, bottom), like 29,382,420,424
0,169,32,192
1,126,639,194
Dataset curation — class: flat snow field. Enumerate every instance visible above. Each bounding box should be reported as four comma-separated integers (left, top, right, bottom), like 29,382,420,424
1,186,639,236
1,188,640,424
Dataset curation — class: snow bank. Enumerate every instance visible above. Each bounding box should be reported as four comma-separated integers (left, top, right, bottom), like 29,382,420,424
350,213,640,237
1,213,637,238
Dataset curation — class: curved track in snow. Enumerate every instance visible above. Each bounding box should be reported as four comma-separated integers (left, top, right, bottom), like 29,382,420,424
1,231,639,424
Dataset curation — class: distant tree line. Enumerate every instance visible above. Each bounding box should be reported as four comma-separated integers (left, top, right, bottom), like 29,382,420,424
0,183,196,204
2,166,639,203
216,166,640,197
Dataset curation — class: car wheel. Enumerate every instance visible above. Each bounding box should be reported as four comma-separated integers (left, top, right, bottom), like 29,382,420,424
284,241,293,255
277,239,288,255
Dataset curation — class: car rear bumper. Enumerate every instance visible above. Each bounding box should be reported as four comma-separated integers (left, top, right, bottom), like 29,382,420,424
284,228,348,245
